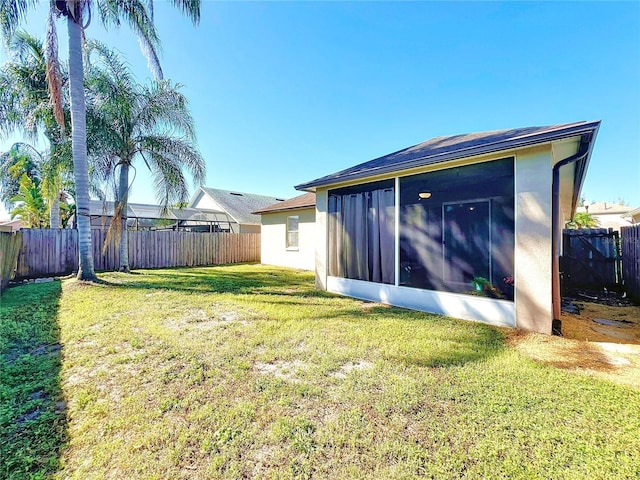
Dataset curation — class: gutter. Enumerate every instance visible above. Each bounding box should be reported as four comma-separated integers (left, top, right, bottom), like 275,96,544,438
550,140,591,334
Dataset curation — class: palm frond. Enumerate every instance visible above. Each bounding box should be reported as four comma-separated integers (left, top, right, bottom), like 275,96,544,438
135,81,196,139
97,0,161,57
0,0,39,41
139,134,204,186
139,146,188,210
46,9,65,131
9,29,44,61
169,0,200,25
137,31,163,79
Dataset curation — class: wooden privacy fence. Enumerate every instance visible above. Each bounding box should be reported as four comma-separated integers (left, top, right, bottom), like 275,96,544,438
621,224,640,303
13,229,260,281
1,232,22,292
561,228,622,291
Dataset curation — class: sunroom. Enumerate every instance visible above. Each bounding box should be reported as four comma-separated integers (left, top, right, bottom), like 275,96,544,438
296,121,600,334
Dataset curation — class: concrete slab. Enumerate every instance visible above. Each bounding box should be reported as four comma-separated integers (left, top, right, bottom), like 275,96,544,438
591,326,635,341
593,318,633,328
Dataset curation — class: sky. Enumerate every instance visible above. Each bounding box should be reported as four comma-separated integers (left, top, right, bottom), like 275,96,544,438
1,1,639,220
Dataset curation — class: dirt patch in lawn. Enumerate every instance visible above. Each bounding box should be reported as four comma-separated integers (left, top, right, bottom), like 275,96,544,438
508,332,640,389
254,360,307,382
561,300,640,344
331,360,373,379
507,300,640,389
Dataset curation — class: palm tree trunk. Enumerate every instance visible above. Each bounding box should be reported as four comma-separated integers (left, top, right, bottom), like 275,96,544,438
118,163,130,272
50,189,61,228
68,13,97,281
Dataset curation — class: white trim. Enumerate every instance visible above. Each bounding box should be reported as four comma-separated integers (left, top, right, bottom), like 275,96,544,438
513,154,519,327
286,214,299,249
327,276,516,327
394,177,400,287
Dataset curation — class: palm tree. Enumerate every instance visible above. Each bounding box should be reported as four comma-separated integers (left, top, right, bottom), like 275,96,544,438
86,42,205,272
0,0,201,281
0,31,70,227
0,143,41,208
10,173,47,228
0,142,79,227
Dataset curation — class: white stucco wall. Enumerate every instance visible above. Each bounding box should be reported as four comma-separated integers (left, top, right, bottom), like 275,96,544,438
514,145,554,334
260,208,316,270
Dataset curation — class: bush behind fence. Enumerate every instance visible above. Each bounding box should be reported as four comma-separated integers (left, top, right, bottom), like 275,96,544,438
10,229,260,282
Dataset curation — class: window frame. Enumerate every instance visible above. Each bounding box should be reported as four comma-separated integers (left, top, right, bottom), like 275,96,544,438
286,215,299,250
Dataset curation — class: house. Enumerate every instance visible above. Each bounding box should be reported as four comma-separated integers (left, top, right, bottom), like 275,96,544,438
295,120,601,334
86,200,235,231
627,207,640,224
254,193,316,271
0,218,24,232
574,201,638,231
188,187,285,233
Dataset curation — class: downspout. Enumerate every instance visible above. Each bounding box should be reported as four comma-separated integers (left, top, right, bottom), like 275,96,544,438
551,140,590,334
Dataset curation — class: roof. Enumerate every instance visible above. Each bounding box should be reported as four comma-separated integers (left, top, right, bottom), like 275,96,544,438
627,207,640,219
88,200,233,223
196,188,285,225
253,193,316,215
576,202,636,216
296,120,601,191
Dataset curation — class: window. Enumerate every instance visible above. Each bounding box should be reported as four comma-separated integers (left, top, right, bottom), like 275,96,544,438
399,158,514,300
286,215,299,249
327,180,395,284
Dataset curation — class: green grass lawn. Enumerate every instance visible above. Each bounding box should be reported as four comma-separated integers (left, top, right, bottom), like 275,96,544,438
1,264,639,479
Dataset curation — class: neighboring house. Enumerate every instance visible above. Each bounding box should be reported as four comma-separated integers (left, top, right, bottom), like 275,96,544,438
0,218,24,232
574,202,638,231
627,207,640,224
254,193,316,271
189,187,285,233
86,200,235,231
296,120,601,334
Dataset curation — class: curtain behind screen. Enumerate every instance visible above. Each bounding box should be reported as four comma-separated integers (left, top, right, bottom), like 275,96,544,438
328,186,395,284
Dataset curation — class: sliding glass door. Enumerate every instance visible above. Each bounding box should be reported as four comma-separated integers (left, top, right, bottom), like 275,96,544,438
442,200,491,285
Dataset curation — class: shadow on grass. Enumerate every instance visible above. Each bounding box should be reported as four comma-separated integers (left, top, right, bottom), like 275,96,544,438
0,281,67,478
100,265,319,296
100,265,506,368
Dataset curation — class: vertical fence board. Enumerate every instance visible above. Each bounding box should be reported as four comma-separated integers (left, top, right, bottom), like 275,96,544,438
622,225,640,304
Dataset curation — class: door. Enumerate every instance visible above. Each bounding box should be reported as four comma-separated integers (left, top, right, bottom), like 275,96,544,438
443,200,491,285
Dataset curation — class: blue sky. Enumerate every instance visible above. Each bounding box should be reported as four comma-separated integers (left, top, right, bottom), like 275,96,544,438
1,1,639,219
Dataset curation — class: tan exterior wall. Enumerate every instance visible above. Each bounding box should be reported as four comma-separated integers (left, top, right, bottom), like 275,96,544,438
514,146,554,334
260,208,316,270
